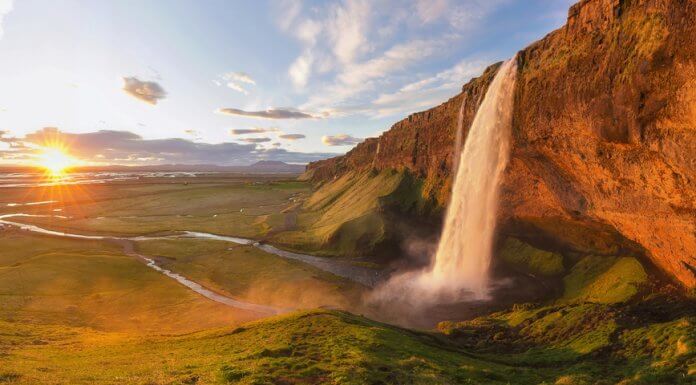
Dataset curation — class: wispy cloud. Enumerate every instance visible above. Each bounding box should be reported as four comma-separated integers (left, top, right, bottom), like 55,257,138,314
0,0,13,40
279,134,306,140
239,137,272,143
215,72,256,95
277,0,508,118
230,127,280,135
122,77,167,105
370,58,489,117
322,134,362,146
218,108,315,120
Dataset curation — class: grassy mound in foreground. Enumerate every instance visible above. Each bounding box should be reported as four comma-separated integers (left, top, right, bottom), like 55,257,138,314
3,303,693,385
1,310,549,385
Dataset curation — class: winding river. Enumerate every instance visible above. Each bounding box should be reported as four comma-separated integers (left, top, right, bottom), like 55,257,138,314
0,214,384,315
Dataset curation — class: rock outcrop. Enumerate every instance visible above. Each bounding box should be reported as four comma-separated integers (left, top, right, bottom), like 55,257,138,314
304,0,696,288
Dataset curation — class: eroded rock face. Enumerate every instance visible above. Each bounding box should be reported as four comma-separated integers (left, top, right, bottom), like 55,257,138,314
305,0,696,288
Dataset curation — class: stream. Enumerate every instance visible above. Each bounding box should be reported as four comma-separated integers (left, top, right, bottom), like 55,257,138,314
0,214,385,315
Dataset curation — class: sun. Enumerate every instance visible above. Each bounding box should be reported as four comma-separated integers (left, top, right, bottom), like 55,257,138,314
39,147,76,177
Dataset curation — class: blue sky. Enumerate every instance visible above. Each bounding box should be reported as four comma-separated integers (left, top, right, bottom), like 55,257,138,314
0,0,576,166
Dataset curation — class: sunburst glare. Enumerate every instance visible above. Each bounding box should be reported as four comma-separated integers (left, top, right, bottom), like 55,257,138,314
38,146,76,177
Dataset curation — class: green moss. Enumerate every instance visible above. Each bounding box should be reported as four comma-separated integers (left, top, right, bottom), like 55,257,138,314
499,238,565,277
274,169,425,257
0,310,551,385
562,256,647,304
620,318,695,360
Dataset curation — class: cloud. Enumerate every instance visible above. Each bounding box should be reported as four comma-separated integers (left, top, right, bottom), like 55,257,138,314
415,0,448,24
218,108,315,120
279,134,306,140
0,0,13,40
239,137,272,143
122,77,167,105
276,0,508,118
2,127,333,166
289,51,314,88
322,134,362,146
327,0,371,65
301,38,447,115
230,127,280,135
370,58,489,117
216,72,256,95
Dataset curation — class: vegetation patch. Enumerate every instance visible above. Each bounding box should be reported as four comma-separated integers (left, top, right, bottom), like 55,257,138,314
562,256,647,304
499,237,565,277
272,170,426,258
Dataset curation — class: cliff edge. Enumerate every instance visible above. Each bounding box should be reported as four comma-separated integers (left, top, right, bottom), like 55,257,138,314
302,0,696,288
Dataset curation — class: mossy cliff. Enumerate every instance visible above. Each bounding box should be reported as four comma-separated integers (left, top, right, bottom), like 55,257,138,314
300,0,696,289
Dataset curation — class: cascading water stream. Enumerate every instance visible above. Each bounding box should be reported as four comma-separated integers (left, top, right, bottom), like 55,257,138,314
372,57,517,305
428,57,517,300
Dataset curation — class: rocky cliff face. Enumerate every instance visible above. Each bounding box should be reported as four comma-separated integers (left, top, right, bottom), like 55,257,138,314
304,0,696,288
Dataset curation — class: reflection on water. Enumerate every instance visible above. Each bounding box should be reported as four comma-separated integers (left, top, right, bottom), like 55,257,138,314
0,171,205,188
6,200,57,207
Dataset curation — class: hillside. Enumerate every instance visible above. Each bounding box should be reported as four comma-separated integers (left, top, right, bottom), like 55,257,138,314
299,0,696,290
3,307,693,384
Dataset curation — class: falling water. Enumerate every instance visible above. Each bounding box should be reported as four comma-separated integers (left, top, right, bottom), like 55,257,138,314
372,57,517,305
428,57,517,300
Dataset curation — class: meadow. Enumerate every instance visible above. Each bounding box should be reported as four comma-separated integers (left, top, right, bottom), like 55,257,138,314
0,173,693,385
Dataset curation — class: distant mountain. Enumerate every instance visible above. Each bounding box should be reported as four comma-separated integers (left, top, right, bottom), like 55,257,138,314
247,161,305,173
0,161,306,174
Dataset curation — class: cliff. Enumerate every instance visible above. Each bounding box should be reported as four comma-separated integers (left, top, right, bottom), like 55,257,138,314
303,0,696,288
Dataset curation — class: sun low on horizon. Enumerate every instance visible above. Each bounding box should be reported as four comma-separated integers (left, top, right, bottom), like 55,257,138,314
37,146,77,177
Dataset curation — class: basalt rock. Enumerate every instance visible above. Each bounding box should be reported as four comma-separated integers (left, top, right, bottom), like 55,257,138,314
304,0,696,288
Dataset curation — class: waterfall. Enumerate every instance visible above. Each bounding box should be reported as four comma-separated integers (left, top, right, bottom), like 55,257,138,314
371,57,517,305
428,57,517,300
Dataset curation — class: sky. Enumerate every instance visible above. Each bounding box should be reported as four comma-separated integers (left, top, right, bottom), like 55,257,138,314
0,0,576,166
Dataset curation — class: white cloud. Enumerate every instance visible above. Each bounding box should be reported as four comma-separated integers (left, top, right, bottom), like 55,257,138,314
302,38,447,115
0,0,14,40
275,0,302,32
371,59,488,117
322,134,362,146
289,51,314,88
276,0,508,117
327,0,371,65
216,72,256,95
415,0,448,24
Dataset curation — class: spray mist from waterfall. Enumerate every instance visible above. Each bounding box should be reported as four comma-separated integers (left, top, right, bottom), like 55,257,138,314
370,57,517,306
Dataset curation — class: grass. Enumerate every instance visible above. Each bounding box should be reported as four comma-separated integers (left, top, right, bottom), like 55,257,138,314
0,231,256,333
562,256,647,304
498,237,565,277
0,310,554,385
6,178,308,239
2,174,693,384
272,170,427,257
135,238,365,311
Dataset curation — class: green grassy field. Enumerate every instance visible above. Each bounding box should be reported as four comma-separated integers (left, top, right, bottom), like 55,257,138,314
0,231,255,334
1,173,694,384
135,238,365,311
3,176,308,239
